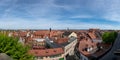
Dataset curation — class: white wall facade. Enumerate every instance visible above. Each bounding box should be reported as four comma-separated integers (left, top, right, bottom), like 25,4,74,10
64,38,77,60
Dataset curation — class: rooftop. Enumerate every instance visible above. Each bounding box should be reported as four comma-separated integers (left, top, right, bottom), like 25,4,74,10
79,38,97,56
29,48,64,57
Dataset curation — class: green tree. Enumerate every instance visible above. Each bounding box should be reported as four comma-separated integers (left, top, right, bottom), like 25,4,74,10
102,31,118,44
0,33,34,60
59,58,64,60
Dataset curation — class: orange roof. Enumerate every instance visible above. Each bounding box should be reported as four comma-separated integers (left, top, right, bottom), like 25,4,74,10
32,46,46,49
24,37,33,43
33,31,50,38
19,32,27,37
88,32,96,39
34,31,49,36
49,31,63,37
78,38,97,56
29,48,64,57
54,38,68,44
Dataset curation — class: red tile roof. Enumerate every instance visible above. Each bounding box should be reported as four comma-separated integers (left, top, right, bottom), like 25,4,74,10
33,31,50,38
49,31,63,38
54,38,68,44
88,32,96,39
34,31,49,36
78,38,97,56
19,31,27,37
32,46,46,49
29,48,64,57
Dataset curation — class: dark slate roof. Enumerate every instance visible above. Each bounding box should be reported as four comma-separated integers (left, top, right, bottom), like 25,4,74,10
62,31,72,37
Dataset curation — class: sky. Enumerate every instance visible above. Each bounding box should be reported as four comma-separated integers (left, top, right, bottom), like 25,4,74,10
0,0,120,29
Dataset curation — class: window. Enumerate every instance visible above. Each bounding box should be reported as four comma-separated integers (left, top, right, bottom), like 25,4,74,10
46,51,48,53
53,50,56,52
38,57,43,59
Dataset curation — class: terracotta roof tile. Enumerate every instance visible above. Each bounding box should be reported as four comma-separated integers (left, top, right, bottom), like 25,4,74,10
19,32,27,37
34,31,49,36
29,48,64,57
54,38,68,44
32,46,46,49
88,32,96,39
78,38,97,56
49,31,63,38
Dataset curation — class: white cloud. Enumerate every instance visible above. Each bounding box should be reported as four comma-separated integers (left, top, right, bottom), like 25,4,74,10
0,17,119,29
0,0,18,18
1,0,120,29
104,13,120,22
89,0,120,22
71,15,93,18
103,0,120,22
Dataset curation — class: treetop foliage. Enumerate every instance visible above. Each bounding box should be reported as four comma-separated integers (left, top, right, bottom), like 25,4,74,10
0,33,34,60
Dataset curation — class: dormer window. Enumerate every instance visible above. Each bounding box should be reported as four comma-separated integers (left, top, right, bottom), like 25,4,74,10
46,51,48,53
53,50,56,52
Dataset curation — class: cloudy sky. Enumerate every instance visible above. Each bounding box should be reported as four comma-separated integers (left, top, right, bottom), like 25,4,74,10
0,0,120,29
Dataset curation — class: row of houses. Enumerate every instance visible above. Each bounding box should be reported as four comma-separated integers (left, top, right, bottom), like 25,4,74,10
8,28,103,60
8,29,78,60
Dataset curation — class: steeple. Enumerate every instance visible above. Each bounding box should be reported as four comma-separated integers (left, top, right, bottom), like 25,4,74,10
49,28,51,32
67,27,69,31
48,28,52,38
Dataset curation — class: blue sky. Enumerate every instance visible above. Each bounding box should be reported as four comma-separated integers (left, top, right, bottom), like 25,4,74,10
0,0,120,29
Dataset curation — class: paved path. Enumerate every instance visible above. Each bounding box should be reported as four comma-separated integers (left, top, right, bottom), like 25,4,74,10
100,33,120,60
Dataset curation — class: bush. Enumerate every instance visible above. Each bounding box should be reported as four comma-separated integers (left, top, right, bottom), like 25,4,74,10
0,33,34,60
59,58,64,60
102,31,118,44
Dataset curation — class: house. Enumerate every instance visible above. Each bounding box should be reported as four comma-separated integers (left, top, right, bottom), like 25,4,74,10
89,29,101,39
8,32,13,37
19,31,27,37
53,38,68,44
18,37,25,45
68,32,77,38
33,30,51,38
74,30,103,60
75,38,98,60
44,35,78,60
32,38,46,49
9,30,78,60
64,37,77,60
88,29,102,43
29,48,64,60
49,31,63,38
62,31,72,38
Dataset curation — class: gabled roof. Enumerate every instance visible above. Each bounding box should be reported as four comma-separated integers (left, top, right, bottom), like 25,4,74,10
49,31,63,37
33,31,49,36
19,31,27,37
78,38,97,56
54,38,68,44
32,46,46,49
88,32,96,39
29,48,64,57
